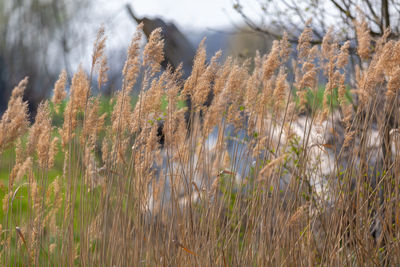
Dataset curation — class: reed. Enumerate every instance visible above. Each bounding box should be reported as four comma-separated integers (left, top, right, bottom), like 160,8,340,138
1,20,400,266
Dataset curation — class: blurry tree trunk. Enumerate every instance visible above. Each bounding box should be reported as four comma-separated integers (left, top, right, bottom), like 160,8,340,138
381,0,390,29
0,0,91,117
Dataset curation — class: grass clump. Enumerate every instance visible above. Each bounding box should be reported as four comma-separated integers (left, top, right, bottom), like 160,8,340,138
0,20,400,266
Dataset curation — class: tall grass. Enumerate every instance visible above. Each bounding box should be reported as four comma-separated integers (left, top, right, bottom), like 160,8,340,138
1,20,400,266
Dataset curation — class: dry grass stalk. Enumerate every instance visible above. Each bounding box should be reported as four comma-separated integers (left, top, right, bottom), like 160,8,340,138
1,24,400,266
91,26,109,90
0,77,29,153
123,23,143,92
258,153,287,181
143,27,164,75
355,17,371,60
60,66,89,147
52,70,67,107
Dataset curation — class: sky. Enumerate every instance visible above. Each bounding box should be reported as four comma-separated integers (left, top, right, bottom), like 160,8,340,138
98,0,258,30
73,0,260,71
128,0,239,29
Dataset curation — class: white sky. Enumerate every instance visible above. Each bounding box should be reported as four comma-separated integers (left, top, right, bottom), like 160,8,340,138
72,0,260,71
102,0,256,30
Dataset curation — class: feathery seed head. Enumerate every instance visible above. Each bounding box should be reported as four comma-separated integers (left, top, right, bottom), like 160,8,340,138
192,51,222,110
92,25,106,70
337,41,350,69
355,18,371,60
298,20,313,59
182,38,207,97
0,77,29,153
123,23,143,93
52,70,67,107
70,65,90,110
273,68,288,114
143,27,165,75
262,40,280,83
279,32,291,62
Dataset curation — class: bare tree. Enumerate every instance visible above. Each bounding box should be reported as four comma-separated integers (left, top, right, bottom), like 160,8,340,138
0,0,91,115
233,0,400,42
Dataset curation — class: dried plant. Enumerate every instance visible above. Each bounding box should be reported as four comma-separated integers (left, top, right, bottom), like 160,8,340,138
52,70,67,106
0,78,29,153
143,27,164,75
355,17,371,60
1,21,400,267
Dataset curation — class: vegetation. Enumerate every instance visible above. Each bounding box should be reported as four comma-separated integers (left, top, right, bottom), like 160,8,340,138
233,0,400,44
0,0,92,114
0,19,400,266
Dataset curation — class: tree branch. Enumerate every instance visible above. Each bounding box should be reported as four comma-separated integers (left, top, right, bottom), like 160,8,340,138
382,0,390,29
330,0,355,20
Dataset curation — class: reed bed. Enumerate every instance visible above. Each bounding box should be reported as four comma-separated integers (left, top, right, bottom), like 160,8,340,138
1,21,400,266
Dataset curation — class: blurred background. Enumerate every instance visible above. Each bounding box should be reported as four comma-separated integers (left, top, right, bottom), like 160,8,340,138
1,0,399,116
